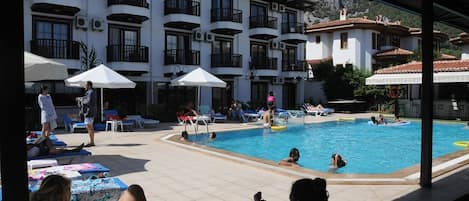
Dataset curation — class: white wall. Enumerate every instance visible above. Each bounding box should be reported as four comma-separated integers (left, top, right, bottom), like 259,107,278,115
461,45,469,60
306,33,332,60
330,29,374,71
24,0,308,109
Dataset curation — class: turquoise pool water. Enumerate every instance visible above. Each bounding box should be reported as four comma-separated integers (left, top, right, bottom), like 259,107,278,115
188,120,469,174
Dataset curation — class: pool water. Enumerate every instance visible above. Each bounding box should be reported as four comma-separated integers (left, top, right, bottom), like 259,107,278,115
189,120,469,174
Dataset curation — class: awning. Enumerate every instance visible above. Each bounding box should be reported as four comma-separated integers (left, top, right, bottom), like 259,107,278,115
366,71,469,85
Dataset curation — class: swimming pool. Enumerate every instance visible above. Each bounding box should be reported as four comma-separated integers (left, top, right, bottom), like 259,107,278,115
188,119,469,174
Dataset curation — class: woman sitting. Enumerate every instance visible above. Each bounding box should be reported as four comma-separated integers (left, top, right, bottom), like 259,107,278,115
307,104,325,111
279,148,300,167
30,175,71,201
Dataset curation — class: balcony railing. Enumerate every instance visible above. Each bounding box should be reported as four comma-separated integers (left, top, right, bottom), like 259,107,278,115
30,39,79,60
108,0,149,8
165,49,200,65
107,45,149,62
211,54,242,67
211,8,242,23
281,22,304,34
164,0,200,16
249,16,277,29
282,60,307,72
250,57,277,70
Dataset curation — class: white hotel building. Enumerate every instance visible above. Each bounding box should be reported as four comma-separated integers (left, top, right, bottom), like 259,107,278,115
24,0,313,122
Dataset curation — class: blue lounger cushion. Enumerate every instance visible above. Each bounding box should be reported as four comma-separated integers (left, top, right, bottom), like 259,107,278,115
28,149,92,160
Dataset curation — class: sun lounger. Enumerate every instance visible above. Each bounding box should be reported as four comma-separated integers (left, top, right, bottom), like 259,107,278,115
126,115,160,128
29,163,110,181
28,159,58,169
63,115,87,133
302,103,334,116
28,149,92,165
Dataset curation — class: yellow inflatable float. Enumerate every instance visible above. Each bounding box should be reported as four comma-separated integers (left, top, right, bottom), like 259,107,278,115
271,125,287,131
453,141,469,147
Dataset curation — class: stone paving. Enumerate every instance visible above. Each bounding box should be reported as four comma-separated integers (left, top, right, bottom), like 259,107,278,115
55,113,469,201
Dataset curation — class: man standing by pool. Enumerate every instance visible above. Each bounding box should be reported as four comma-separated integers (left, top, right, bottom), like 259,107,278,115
77,81,97,147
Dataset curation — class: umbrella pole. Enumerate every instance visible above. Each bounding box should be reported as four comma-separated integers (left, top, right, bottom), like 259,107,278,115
101,88,104,122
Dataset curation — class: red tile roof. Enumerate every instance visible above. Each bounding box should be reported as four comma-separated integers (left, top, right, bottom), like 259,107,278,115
305,17,408,33
375,60,469,74
374,48,413,57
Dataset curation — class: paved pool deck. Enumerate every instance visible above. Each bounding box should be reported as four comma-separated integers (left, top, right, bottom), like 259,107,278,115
55,113,469,201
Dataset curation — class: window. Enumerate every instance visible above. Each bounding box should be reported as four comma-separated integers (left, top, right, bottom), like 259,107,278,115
32,16,73,58
283,45,297,66
250,42,267,67
434,40,440,52
213,37,233,55
417,39,422,50
345,64,353,69
372,32,378,49
336,64,344,68
212,0,232,9
251,3,267,17
251,82,268,107
165,31,191,51
108,25,140,61
391,35,400,47
340,32,348,49
109,25,140,46
315,36,320,44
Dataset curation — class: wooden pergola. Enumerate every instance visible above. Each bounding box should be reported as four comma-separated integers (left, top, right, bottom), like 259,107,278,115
372,0,469,188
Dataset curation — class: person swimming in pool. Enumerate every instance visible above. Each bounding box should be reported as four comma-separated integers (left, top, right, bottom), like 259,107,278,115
279,148,300,167
378,114,387,125
328,153,347,173
370,116,378,125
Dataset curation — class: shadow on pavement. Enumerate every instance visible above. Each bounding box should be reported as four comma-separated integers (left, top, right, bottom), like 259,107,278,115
83,154,150,177
393,167,469,201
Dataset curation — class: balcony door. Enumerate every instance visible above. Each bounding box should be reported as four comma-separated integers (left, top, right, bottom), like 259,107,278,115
213,0,232,9
33,17,72,58
282,10,297,24
283,45,297,67
213,37,233,66
165,32,191,64
251,82,268,108
250,3,266,18
109,25,140,61
250,42,267,68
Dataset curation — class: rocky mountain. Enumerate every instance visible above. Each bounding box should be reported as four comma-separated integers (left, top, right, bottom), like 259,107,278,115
305,0,463,37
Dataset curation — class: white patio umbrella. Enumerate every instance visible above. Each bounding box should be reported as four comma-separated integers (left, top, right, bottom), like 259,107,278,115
170,68,226,109
24,51,69,82
65,64,136,120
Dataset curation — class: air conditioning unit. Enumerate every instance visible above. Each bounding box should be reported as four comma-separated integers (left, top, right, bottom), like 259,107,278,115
279,4,286,12
91,18,104,31
205,32,214,42
270,40,279,49
270,2,279,11
272,77,284,85
193,30,203,41
75,16,88,29
279,42,286,50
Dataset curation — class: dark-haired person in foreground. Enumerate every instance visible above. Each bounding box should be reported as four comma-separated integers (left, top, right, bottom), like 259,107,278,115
119,184,147,201
30,175,71,201
290,178,328,201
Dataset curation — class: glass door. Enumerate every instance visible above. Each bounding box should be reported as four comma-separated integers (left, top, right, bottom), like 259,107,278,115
250,42,267,68
283,45,297,68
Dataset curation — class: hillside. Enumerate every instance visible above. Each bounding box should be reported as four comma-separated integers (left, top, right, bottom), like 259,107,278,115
306,0,463,36
305,0,463,57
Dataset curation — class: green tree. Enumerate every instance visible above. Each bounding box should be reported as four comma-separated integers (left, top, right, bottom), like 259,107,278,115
79,41,100,71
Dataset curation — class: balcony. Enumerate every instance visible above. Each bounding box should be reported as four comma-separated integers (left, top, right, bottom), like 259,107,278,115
107,0,150,23
249,16,279,40
251,57,278,77
282,60,308,78
164,0,201,30
30,39,79,60
281,22,307,44
211,54,243,75
165,49,200,65
31,0,82,16
210,8,243,35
